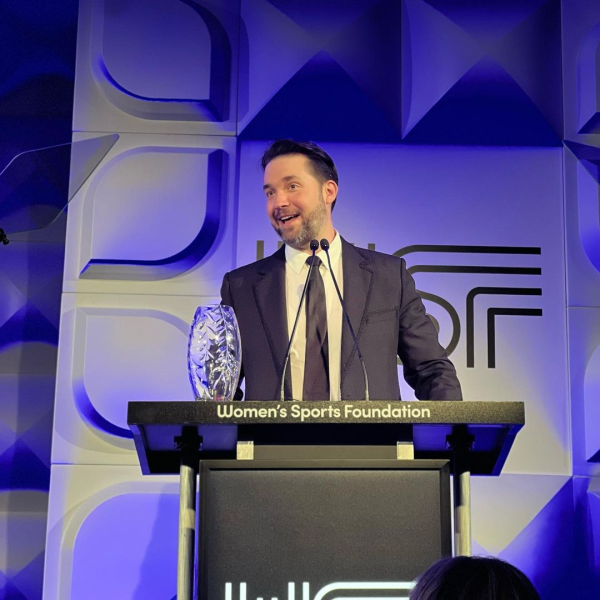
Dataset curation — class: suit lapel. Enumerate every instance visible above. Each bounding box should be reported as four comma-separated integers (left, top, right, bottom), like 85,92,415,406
340,238,374,386
252,246,292,399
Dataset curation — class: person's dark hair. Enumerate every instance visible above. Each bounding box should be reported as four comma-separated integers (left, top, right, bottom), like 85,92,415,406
410,556,540,600
260,139,339,210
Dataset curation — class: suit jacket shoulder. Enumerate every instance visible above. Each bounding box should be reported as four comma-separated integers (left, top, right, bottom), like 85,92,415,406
341,238,405,271
223,246,286,292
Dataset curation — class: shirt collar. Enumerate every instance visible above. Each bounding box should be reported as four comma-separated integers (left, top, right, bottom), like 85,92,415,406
285,231,342,275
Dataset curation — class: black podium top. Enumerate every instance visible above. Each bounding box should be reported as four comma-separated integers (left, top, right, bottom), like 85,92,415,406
127,400,524,476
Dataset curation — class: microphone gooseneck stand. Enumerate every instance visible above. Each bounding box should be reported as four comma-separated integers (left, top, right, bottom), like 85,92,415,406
279,239,319,401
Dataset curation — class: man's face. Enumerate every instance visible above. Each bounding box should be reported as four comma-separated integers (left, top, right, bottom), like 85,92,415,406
263,154,332,251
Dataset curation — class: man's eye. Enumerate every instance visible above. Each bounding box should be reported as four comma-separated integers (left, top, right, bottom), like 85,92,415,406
289,184,298,190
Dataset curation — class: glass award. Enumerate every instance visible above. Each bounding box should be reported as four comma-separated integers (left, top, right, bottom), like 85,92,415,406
188,304,242,401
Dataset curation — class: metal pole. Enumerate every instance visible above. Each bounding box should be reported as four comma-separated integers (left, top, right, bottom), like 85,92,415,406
454,468,471,556
448,427,474,557
176,428,201,600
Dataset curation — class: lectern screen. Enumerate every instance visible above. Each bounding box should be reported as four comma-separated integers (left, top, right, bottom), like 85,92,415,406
198,460,450,600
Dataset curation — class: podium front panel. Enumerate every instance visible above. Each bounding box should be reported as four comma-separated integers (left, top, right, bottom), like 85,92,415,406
198,459,450,600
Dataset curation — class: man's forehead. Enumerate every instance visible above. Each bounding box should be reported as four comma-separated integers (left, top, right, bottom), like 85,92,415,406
263,153,312,181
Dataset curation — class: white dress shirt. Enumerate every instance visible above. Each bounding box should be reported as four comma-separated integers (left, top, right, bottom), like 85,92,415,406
285,232,343,401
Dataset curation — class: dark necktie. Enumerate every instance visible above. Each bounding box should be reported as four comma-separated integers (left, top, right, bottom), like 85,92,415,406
303,255,329,400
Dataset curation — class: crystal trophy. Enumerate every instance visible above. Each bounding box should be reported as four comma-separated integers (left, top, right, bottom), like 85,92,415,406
187,304,242,401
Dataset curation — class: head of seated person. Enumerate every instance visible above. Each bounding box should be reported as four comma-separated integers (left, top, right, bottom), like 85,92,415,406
410,556,541,600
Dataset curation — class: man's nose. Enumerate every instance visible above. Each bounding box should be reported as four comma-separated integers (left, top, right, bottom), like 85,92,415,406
273,191,289,207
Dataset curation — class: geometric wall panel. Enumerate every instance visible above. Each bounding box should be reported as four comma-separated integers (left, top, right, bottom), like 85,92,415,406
401,0,563,146
239,0,563,145
0,240,64,331
0,105,69,600
237,141,570,476
561,0,600,143
472,476,600,598
471,473,571,556
0,375,55,491
72,309,190,437
0,0,73,579
239,0,405,141
400,0,483,139
43,465,179,600
576,21,600,134
71,493,178,599
565,143,600,271
568,307,600,475
99,0,222,118
52,294,216,466
237,0,317,134
0,239,65,376
0,224,64,600
0,490,49,600
79,147,225,281
0,4,77,169
584,347,600,462
499,478,597,599
63,133,236,297
73,0,239,135
589,478,600,583
563,142,600,308
239,49,403,143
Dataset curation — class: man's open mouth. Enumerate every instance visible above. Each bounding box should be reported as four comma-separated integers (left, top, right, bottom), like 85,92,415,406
278,214,299,223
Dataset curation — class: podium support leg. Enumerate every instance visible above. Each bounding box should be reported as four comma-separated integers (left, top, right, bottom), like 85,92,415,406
448,427,474,557
454,468,471,556
176,428,201,600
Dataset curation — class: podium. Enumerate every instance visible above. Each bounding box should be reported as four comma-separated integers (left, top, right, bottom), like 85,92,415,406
128,401,524,600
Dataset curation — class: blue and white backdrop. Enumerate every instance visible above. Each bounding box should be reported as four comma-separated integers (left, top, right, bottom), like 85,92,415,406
1,0,600,598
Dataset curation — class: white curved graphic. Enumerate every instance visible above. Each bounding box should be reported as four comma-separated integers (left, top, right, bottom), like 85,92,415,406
224,581,414,600
314,581,413,600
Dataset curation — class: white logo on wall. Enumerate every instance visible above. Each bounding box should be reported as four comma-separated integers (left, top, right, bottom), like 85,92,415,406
225,581,414,600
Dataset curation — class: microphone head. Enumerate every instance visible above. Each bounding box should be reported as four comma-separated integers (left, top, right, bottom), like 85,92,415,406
309,239,319,252
320,238,330,251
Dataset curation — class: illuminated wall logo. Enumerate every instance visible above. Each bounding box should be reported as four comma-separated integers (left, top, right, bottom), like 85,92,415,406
224,581,414,600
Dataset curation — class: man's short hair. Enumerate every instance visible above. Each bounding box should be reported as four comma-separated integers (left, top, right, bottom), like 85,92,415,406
260,139,339,211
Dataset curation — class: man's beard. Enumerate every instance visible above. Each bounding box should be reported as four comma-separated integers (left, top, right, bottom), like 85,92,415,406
273,197,327,250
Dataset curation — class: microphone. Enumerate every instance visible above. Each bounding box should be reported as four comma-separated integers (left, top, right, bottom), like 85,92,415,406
320,238,370,401
279,239,320,401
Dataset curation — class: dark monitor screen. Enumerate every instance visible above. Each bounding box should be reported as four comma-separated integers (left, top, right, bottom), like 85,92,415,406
198,460,451,600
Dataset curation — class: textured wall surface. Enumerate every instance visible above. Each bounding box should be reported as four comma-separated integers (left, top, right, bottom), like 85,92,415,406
0,1,78,599
29,0,600,598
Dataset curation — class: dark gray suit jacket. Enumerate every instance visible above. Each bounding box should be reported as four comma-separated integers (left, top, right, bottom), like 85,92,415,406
220,237,462,401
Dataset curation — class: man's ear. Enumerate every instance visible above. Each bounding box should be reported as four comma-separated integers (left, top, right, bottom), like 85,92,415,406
324,180,338,206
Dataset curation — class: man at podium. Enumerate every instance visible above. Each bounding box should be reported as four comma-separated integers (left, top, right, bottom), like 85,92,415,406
220,140,462,402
